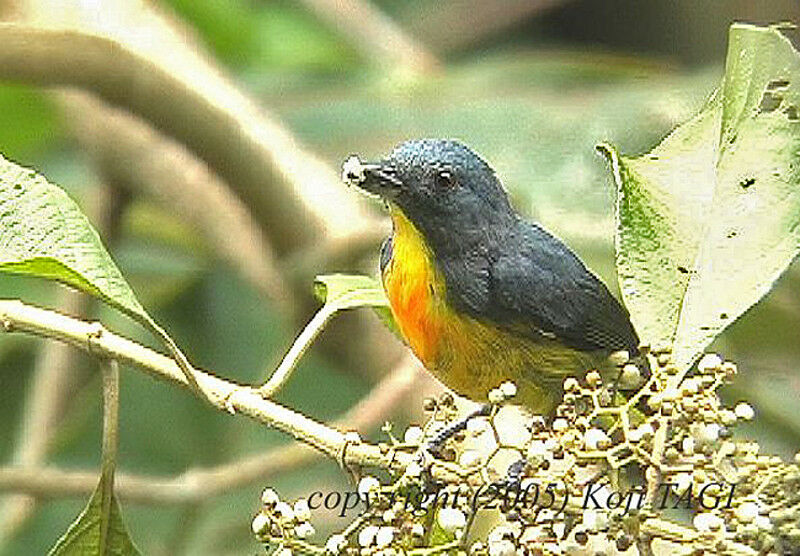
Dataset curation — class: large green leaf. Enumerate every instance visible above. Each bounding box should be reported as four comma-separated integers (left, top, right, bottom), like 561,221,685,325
600,23,800,369
0,154,147,320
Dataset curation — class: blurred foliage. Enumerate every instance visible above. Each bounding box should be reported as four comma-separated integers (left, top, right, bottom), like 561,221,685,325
0,1,799,554
0,85,59,164
258,51,716,282
164,0,358,71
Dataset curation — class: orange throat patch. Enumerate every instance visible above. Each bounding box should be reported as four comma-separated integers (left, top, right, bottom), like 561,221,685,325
382,208,443,367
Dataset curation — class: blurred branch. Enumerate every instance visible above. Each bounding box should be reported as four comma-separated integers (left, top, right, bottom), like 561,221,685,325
403,0,570,53
0,15,376,254
296,0,438,73
58,91,293,314
285,224,389,285
0,356,419,504
0,291,89,543
0,300,414,471
1,4,391,377
163,504,202,556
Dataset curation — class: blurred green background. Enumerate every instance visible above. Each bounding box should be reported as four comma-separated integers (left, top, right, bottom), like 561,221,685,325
0,1,799,554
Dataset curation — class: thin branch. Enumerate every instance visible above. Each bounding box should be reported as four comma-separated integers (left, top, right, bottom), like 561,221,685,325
143,316,218,408
100,359,119,483
296,0,438,73
0,467,105,500
58,91,293,314
0,356,420,505
644,354,669,509
98,359,120,550
0,16,376,254
259,303,338,396
0,299,409,472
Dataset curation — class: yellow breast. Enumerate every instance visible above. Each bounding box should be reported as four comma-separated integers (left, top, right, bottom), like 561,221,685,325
382,207,444,367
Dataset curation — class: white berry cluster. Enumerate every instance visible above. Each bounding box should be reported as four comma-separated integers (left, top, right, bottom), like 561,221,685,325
252,352,799,554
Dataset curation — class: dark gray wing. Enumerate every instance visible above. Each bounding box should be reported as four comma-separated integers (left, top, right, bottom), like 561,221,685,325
379,236,393,273
484,221,638,353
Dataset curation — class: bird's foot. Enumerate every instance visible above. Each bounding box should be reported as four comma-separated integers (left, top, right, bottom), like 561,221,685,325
426,403,492,457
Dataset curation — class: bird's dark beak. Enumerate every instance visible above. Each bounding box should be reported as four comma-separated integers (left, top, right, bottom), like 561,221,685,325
342,155,402,199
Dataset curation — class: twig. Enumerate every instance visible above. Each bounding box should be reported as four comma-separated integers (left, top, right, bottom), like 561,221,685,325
0,16,375,253
296,0,438,73
640,355,670,556
408,540,462,555
100,359,119,482
259,303,338,396
98,359,120,550
0,357,420,505
644,355,669,507
57,91,293,314
0,299,410,472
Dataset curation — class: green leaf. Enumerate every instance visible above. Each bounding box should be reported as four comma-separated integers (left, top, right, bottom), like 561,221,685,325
0,154,147,321
314,273,388,309
314,273,398,335
48,478,140,556
599,23,800,369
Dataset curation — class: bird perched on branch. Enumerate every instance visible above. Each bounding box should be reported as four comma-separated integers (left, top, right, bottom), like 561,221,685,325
343,139,639,415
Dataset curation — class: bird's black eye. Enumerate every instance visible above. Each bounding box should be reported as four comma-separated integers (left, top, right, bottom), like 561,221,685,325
436,170,456,188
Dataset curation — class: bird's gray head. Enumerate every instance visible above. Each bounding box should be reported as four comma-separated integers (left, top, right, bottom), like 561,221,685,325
343,139,514,242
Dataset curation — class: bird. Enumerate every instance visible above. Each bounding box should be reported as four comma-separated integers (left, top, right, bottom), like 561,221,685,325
342,139,639,415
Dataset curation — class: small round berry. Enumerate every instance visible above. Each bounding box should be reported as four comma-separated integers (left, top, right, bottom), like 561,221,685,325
735,402,755,421
438,508,467,534
251,512,269,535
